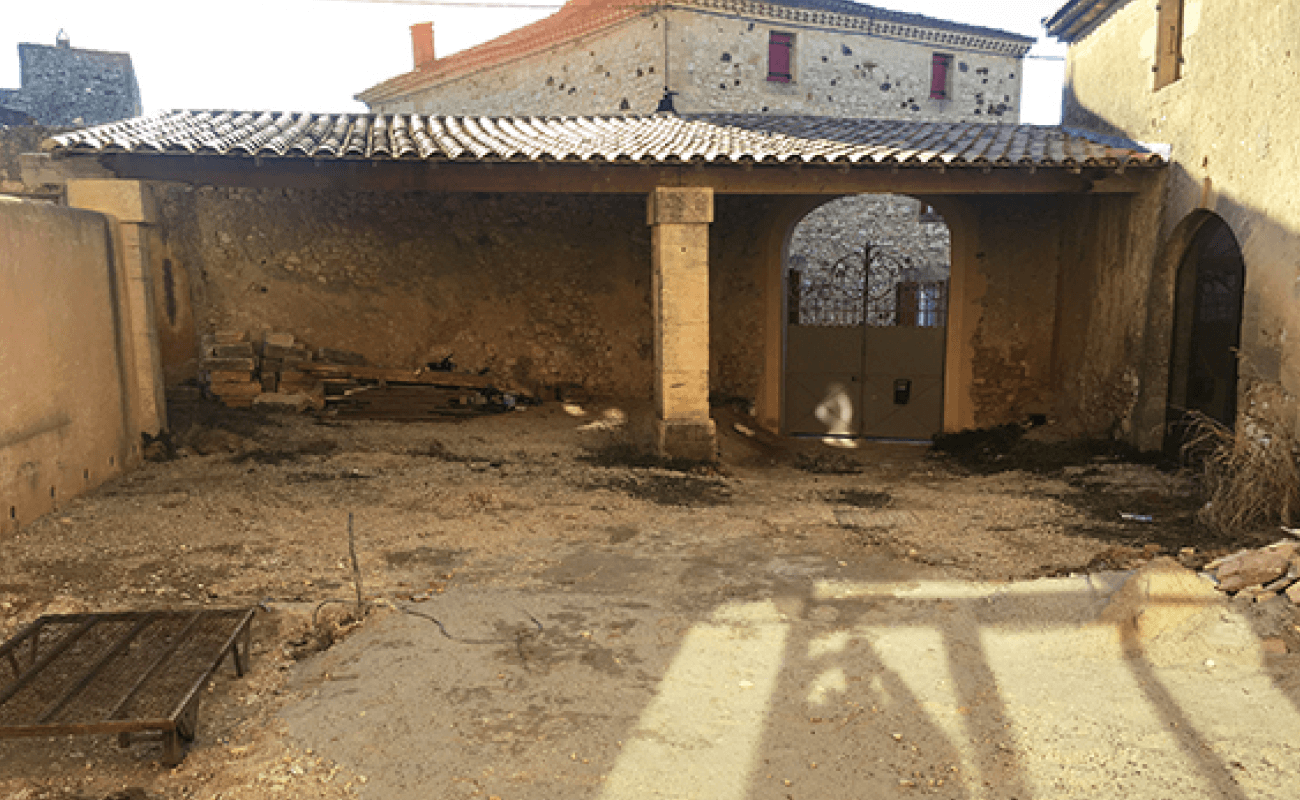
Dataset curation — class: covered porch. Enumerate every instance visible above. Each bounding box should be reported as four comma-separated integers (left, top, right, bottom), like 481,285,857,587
46,112,1167,457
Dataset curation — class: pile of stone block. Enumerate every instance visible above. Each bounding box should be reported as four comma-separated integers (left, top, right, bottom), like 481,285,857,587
199,329,323,410
200,331,260,407
259,333,314,394
1205,539,1300,604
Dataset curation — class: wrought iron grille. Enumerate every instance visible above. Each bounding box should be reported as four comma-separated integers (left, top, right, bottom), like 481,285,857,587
788,246,948,328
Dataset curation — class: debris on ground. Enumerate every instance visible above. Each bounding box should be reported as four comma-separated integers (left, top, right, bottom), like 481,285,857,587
1204,538,1300,601
198,329,538,419
930,423,1164,474
316,365,533,420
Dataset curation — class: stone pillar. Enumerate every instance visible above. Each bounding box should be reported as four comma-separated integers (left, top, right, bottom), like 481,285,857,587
66,179,166,437
647,187,717,460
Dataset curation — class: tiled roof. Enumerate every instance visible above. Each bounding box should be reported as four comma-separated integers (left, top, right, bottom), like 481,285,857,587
1044,0,1124,43
357,0,1035,105
47,111,1166,170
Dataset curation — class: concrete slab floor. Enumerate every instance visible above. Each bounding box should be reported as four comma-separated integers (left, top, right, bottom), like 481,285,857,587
283,548,1300,800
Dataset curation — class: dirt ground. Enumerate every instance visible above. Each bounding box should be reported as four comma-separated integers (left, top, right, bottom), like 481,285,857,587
1,396,1296,799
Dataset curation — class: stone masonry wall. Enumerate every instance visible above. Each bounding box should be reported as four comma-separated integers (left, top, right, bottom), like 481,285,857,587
151,186,769,403
384,15,666,116
672,10,1021,119
712,195,776,401
968,196,1062,425
0,126,62,195
1,43,141,126
376,8,1022,121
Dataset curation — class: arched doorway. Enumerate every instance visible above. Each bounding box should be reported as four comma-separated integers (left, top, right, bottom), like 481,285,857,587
1165,213,1246,449
783,194,950,439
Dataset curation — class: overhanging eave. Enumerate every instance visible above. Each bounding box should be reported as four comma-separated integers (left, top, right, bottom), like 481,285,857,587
75,153,1158,196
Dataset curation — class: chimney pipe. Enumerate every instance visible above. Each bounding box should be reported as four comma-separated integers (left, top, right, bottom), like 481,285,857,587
411,22,435,69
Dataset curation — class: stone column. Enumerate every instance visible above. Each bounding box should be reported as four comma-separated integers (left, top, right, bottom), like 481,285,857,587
66,179,166,437
647,187,716,460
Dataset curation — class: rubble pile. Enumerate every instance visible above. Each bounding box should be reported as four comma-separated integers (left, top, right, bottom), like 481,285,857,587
199,329,535,419
1204,539,1300,604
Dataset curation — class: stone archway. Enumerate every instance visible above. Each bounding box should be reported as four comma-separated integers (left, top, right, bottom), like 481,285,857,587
781,194,951,440
1165,212,1246,450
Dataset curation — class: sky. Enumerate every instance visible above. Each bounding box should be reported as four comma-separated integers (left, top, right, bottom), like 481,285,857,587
0,0,1069,123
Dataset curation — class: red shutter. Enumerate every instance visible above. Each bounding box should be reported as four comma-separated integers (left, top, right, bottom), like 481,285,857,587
930,53,951,99
768,33,792,82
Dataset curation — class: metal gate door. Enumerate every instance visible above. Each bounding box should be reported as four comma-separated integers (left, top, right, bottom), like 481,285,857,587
785,245,947,439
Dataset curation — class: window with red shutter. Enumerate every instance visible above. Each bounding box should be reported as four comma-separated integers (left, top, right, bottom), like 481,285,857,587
930,53,952,99
768,32,793,83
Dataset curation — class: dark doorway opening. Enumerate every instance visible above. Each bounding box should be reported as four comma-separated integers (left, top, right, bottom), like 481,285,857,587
1165,214,1245,453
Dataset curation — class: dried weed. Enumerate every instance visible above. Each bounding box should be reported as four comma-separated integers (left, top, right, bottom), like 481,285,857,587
1183,382,1300,533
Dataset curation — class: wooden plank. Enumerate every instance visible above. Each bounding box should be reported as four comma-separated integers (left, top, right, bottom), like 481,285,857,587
203,358,256,372
300,364,508,390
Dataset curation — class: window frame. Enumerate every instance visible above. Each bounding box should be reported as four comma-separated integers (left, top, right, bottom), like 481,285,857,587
1154,0,1184,90
929,53,953,100
767,31,794,83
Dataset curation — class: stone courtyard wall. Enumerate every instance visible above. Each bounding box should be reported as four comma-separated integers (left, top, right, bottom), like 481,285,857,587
150,186,769,403
1,200,142,536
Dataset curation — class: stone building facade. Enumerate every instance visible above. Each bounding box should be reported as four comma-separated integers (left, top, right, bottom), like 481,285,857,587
0,35,142,127
1047,0,1300,449
358,0,1031,120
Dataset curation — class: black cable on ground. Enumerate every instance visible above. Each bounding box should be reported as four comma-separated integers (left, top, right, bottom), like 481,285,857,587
392,602,543,645
291,514,545,649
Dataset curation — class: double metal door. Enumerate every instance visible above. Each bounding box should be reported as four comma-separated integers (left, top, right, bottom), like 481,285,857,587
785,247,947,440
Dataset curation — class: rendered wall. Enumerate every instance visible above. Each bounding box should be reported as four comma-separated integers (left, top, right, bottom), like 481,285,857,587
1061,0,1300,446
0,200,140,536
374,9,1022,121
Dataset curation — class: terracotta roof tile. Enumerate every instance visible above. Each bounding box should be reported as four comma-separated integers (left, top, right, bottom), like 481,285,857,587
47,111,1167,170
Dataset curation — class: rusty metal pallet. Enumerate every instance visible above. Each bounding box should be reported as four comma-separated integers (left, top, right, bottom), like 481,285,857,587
0,608,254,766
